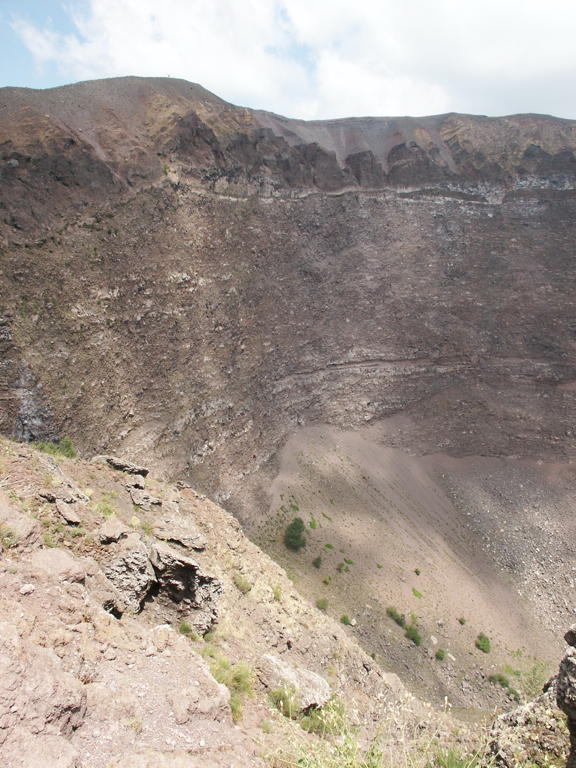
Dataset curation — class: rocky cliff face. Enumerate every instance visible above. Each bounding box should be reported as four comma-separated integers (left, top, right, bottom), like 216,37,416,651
1,77,576,490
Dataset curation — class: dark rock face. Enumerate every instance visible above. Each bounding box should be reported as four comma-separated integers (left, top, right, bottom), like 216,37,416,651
1,77,576,514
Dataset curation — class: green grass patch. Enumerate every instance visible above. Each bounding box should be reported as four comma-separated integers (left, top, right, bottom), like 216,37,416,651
316,598,328,612
404,624,422,646
340,614,352,626
435,648,445,661
232,572,252,594
411,588,423,599
475,633,491,653
32,437,77,459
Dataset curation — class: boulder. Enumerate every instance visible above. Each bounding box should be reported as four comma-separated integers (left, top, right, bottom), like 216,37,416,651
104,538,156,613
257,654,331,711
55,500,82,526
98,517,130,544
152,515,206,551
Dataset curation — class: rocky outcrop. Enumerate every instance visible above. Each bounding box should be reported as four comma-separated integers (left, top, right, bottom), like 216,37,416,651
490,679,568,766
91,456,149,477
557,625,576,767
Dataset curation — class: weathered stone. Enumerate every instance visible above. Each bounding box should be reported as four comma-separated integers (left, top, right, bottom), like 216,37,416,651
92,455,149,476
30,549,85,583
2,730,81,768
152,515,206,551
98,517,130,544
104,539,156,613
129,487,161,511
149,542,221,633
55,499,82,526
257,653,331,711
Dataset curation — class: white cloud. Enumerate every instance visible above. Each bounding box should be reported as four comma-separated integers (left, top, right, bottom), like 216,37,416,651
11,0,576,118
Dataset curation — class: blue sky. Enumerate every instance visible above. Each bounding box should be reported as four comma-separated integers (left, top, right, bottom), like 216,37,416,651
2,0,576,120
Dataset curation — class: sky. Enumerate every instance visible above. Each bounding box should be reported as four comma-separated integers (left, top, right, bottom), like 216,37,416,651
1,0,575,120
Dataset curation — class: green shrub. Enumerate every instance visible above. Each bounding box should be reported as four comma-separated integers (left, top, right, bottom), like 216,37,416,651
284,517,306,551
412,588,423,598
405,624,422,646
458,616,466,625
336,562,349,573
343,558,354,565
435,648,445,661
316,598,328,611
386,606,406,628
309,518,318,529
33,437,77,459
325,543,334,550
475,633,491,653
0,524,17,551
377,563,383,569
272,584,282,601
340,615,352,626
414,568,421,575
489,673,510,688
232,572,252,594
300,696,346,735
312,555,322,568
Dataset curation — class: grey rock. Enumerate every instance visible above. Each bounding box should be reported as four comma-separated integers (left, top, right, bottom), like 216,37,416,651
55,499,82,525
104,539,156,613
91,455,149,476
152,515,207,551
257,653,331,711
98,517,130,544
129,487,161,510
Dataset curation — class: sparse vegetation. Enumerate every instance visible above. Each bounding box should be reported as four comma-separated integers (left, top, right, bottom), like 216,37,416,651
270,685,298,719
316,598,328,611
386,606,406,628
92,500,117,518
458,617,466,625
202,647,253,723
404,624,422,646
272,584,282,601
325,543,334,550
309,518,318,529
340,614,352,626
435,648,446,661
32,437,77,459
233,572,252,594
414,568,421,576
0,524,17,551
412,587,423,598
284,517,306,551
475,633,491,654
312,555,322,568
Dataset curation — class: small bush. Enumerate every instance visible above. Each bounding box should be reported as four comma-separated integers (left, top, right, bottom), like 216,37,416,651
386,606,406,628
412,588,423,598
178,620,193,635
309,518,317,529
312,555,322,568
316,598,328,612
435,648,445,661
93,500,116,518
405,624,422,646
0,524,17,551
475,633,491,653
336,562,349,573
414,568,421,576
458,616,466,625
343,558,354,565
284,517,306,551
340,615,352,626
426,748,487,768
377,563,383,569
33,437,77,459
233,572,252,594
272,584,282,601
324,543,334,550
489,673,510,689
322,576,331,585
